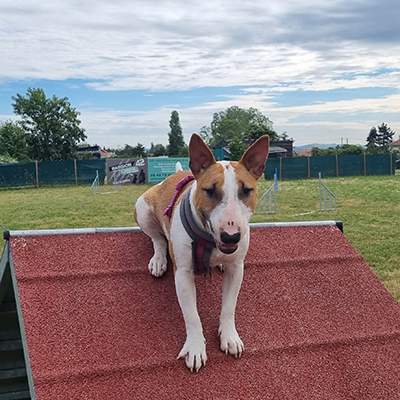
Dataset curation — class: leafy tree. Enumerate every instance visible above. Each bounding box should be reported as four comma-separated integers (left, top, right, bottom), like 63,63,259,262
228,136,247,161
311,144,365,156
168,110,186,157
176,145,188,157
115,144,135,158
153,144,167,157
12,88,86,161
0,120,30,161
311,146,341,156
202,106,277,151
149,142,168,157
116,143,146,158
199,125,212,146
338,144,365,155
0,154,18,163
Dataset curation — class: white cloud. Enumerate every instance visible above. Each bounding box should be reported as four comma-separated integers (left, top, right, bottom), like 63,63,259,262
2,0,400,90
75,90,400,148
1,0,400,148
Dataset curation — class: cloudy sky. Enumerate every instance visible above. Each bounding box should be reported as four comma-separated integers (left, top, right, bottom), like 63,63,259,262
1,0,400,149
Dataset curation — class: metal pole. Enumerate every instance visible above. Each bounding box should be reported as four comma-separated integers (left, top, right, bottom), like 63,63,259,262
7,222,344,238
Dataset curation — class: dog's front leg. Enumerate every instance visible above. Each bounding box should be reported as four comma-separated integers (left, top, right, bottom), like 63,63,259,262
175,268,207,372
219,262,244,358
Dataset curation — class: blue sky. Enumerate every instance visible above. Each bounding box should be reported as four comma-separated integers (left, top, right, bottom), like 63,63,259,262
1,0,400,149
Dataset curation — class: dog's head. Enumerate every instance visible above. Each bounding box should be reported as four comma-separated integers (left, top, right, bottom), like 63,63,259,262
189,133,269,254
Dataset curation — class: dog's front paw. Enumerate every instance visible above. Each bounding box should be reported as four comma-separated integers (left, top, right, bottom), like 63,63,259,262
219,327,244,358
148,254,167,277
177,336,207,372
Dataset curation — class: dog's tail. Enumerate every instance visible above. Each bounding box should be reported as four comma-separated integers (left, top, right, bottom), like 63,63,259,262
175,161,183,172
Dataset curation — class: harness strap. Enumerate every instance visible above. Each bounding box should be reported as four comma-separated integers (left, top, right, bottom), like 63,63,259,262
180,188,216,276
163,174,195,218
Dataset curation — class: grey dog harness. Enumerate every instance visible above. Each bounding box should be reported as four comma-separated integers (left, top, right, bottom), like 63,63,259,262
179,188,216,276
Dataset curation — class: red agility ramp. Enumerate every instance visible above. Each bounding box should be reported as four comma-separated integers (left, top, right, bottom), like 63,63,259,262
1,223,400,399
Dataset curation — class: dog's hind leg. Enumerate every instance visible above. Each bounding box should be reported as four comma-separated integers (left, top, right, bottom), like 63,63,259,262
135,196,168,277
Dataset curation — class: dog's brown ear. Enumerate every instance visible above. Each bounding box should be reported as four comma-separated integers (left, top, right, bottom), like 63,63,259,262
189,133,216,176
239,135,270,179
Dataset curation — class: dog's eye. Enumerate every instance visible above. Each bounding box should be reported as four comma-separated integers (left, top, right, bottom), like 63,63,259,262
242,186,253,197
204,185,217,198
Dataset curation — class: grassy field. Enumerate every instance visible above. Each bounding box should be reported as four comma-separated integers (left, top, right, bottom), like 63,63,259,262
1,173,400,300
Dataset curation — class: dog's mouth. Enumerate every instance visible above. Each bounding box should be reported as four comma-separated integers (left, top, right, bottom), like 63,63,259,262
217,242,239,254
208,221,240,254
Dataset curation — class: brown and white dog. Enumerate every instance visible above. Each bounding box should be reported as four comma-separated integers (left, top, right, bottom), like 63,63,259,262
134,133,269,372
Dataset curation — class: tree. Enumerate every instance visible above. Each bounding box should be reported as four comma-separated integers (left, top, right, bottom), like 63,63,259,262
199,125,212,146
149,143,167,157
115,144,135,158
366,126,378,151
168,110,186,157
338,144,364,155
228,136,247,161
377,123,395,150
132,143,146,157
204,106,277,149
0,120,30,161
115,143,146,158
366,123,395,153
12,88,86,161
311,144,365,156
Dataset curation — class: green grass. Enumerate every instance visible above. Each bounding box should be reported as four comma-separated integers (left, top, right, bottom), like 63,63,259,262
1,173,400,300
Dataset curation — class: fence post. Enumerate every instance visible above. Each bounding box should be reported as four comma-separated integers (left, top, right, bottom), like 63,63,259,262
35,161,39,188
74,160,78,186
335,155,339,177
307,156,310,179
364,154,367,176
390,154,393,175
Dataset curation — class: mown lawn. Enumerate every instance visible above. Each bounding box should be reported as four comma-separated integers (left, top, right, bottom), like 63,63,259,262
1,172,399,300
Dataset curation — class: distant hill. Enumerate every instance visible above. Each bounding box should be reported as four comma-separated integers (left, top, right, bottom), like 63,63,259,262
294,143,337,152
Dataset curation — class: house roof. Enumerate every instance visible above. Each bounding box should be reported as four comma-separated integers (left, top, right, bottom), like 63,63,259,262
3,223,400,399
296,148,312,156
269,146,287,154
389,138,400,147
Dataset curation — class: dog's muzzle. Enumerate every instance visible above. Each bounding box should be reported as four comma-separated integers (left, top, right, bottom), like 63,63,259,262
217,231,241,254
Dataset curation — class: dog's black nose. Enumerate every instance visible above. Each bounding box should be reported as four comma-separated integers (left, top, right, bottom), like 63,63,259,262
220,231,241,245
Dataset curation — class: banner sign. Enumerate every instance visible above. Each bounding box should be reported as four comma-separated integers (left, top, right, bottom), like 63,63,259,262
106,157,190,184
147,158,189,183
106,158,148,185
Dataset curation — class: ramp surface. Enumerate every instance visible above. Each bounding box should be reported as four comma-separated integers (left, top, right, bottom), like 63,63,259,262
8,225,400,399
